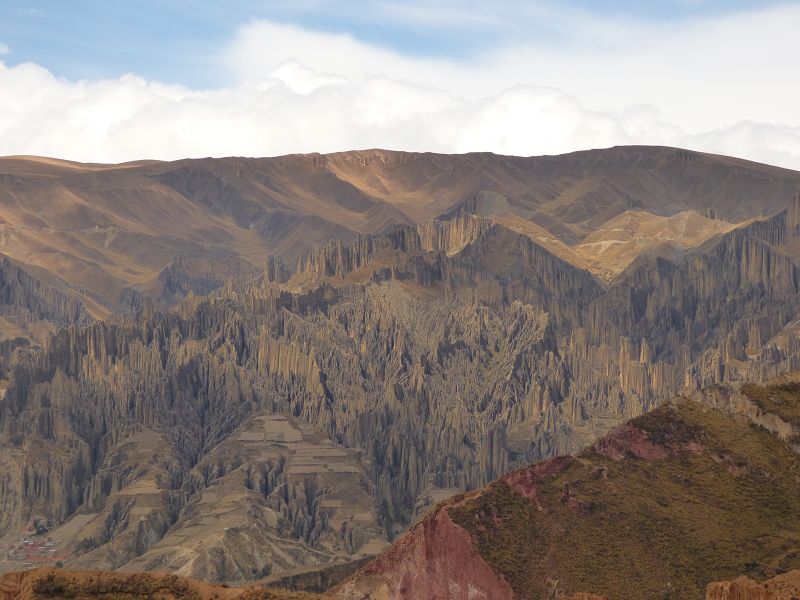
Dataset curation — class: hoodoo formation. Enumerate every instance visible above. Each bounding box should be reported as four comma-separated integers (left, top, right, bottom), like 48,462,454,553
2,147,800,598
3,0,800,595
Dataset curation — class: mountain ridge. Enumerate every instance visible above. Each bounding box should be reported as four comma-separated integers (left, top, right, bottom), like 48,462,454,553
1,145,798,318
337,378,800,599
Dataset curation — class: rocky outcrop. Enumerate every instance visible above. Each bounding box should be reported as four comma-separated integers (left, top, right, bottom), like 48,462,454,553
336,504,514,600
262,558,371,594
706,572,800,600
155,254,259,307
0,257,89,330
692,382,800,445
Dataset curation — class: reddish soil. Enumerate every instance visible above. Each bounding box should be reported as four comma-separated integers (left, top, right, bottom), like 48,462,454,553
341,505,514,600
594,423,704,461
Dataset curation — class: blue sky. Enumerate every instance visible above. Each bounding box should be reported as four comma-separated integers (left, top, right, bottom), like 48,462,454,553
0,1,799,165
1,1,794,87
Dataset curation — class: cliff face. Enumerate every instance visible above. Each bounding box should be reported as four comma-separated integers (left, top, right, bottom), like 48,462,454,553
340,379,800,600
0,258,88,328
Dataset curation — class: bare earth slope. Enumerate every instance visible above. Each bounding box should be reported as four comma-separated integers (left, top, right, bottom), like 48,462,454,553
574,209,744,278
1,146,798,316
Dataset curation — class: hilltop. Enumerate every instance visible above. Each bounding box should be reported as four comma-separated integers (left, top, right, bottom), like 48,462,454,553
338,379,800,599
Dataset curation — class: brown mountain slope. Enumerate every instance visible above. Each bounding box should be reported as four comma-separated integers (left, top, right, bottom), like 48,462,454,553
4,205,800,585
337,379,800,600
1,146,798,316
323,147,800,237
574,209,745,279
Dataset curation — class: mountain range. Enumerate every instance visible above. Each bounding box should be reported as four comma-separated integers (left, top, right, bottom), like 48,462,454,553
1,146,800,597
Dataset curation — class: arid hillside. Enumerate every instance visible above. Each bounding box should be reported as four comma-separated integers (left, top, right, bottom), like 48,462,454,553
338,379,800,600
1,146,798,319
4,379,800,600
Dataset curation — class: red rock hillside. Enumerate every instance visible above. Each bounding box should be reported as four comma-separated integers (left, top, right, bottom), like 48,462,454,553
335,382,800,599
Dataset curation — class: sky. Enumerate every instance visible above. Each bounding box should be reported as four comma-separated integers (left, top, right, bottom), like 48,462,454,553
1,1,799,167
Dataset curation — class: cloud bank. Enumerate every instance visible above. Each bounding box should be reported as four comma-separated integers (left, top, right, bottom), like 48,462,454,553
1,4,799,168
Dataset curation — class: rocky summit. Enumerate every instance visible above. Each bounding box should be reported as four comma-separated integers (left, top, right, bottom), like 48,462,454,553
1,147,800,594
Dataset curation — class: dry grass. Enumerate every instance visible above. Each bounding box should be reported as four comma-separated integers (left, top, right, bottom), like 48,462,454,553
0,568,324,600
449,397,800,600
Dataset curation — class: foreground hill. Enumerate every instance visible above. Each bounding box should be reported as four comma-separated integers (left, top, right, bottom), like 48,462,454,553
1,146,798,318
0,567,319,599
337,379,800,599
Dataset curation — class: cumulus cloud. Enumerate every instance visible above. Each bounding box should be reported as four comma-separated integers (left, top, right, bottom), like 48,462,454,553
1,4,800,168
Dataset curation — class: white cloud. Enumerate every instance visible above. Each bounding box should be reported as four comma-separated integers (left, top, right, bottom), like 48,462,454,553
223,20,455,89
1,5,800,169
0,43,9,55
224,7,800,133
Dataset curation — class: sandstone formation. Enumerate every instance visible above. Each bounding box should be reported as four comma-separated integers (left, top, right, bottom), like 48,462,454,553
0,257,88,326
4,204,800,583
